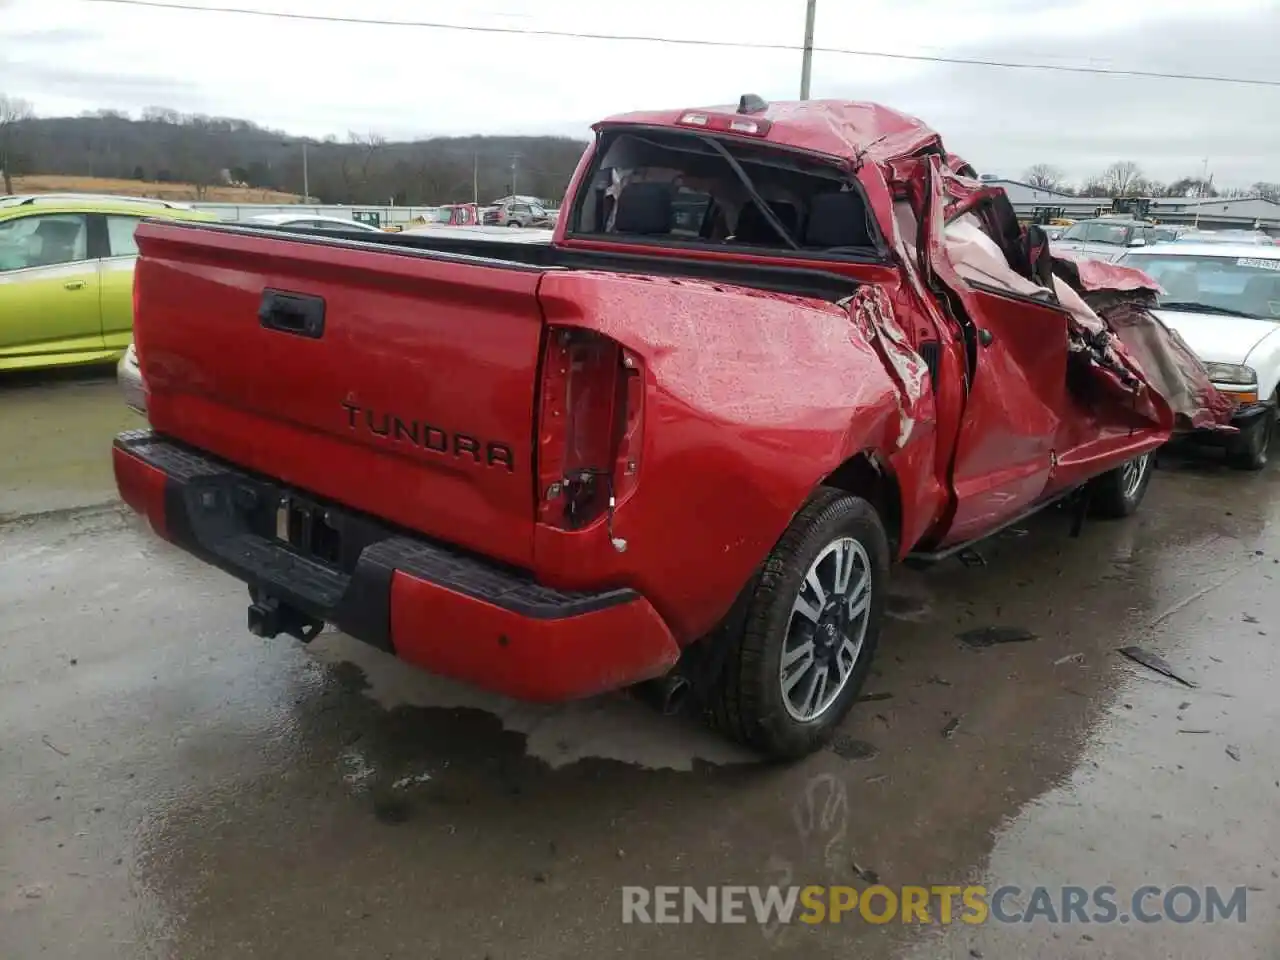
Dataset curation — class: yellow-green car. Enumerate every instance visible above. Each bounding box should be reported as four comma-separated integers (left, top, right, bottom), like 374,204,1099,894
0,194,217,371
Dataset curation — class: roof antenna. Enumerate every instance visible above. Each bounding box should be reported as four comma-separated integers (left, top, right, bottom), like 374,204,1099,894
738,94,769,115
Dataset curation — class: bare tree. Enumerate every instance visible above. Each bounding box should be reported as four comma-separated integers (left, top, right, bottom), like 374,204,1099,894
1250,181,1280,202
141,106,182,124
1023,163,1066,191
1165,176,1216,199
1080,177,1109,198
1101,161,1143,197
352,131,385,182
0,94,35,194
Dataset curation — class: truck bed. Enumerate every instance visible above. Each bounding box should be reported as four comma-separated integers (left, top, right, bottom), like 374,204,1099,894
230,220,871,302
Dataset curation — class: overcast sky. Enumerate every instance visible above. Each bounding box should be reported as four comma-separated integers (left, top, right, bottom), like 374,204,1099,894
2,0,1278,187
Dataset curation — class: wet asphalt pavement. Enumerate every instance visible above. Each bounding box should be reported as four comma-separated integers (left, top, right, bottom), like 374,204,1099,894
2,370,1278,959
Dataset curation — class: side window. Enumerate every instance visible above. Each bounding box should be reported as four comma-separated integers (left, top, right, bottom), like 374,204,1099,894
106,216,143,258
531,204,547,218
0,214,89,271
512,204,530,215
1060,224,1086,241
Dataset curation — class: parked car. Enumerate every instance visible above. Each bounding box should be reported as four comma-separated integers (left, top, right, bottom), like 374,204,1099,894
1116,242,1280,468
483,198,555,228
114,96,1227,759
242,213,383,232
0,193,216,371
1051,217,1177,262
417,203,481,227
118,342,145,414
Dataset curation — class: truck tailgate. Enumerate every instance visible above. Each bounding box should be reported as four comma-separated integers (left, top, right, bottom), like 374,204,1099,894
133,221,545,568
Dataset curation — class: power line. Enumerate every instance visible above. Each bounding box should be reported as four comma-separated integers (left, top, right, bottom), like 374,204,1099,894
80,0,1280,90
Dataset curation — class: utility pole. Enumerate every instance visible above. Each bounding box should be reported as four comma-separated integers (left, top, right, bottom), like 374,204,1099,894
800,0,817,100
473,153,479,205
511,153,520,196
302,141,310,203
1193,156,1209,228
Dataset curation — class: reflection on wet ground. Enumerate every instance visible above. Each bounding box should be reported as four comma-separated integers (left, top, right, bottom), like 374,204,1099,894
1,381,1278,959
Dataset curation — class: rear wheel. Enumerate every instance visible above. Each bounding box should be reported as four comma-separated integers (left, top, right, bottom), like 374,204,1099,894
707,489,889,760
507,220,522,228
1088,451,1153,518
1227,402,1274,471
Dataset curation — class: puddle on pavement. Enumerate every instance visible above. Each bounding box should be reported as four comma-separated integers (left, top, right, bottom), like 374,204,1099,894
5,457,1278,959
124,501,1190,960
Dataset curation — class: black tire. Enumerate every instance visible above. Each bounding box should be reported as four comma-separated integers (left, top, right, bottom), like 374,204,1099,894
1226,407,1274,471
707,489,889,760
1088,451,1154,519
507,220,522,227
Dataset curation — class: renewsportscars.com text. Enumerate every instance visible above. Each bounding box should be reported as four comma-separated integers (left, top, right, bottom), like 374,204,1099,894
621,884,1249,925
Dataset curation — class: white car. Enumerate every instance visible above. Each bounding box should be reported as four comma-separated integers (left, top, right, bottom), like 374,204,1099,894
1115,243,1280,469
1173,229,1275,246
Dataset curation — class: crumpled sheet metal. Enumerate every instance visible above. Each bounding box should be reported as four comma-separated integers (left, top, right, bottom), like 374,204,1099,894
844,285,930,450
1082,289,1238,432
1057,254,1162,295
1054,257,1237,432
943,217,1233,433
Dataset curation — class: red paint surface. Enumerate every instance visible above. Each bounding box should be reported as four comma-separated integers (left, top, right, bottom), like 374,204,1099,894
944,291,1069,542
134,222,545,568
532,269,911,641
112,446,168,541
389,571,679,701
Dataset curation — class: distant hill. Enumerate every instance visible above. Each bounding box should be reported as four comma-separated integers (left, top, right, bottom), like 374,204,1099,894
12,174,304,204
7,110,587,206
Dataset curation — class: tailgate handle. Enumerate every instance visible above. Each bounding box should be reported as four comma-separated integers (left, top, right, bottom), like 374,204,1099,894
258,289,325,339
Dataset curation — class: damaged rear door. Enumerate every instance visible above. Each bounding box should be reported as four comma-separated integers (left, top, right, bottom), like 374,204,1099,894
917,163,1071,544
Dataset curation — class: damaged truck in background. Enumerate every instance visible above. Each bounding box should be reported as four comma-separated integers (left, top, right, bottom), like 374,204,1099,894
113,95,1234,760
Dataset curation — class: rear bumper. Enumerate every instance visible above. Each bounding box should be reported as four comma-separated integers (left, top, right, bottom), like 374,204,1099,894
112,430,680,701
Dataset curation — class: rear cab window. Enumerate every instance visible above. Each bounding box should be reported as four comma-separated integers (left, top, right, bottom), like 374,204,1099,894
568,127,883,260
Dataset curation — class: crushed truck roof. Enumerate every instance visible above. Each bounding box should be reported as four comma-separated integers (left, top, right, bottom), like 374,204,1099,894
595,98,945,168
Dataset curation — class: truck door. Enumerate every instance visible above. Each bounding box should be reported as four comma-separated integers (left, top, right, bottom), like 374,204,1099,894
945,287,1069,542
921,175,1072,545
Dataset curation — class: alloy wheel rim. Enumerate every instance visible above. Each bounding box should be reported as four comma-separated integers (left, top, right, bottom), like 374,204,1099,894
1121,453,1149,500
779,537,872,723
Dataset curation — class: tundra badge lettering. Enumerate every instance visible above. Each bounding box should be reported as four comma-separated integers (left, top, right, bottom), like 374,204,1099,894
341,400,514,471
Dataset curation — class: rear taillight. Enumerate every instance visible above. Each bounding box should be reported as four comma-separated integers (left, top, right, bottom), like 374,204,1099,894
537,327,644,538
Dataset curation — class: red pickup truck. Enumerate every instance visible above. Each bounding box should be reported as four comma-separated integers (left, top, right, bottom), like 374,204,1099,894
113,95,1228,759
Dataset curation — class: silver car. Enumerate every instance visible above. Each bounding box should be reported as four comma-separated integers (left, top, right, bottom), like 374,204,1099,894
1051,218,1178,263
118,342,145,414
242,213,383,233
